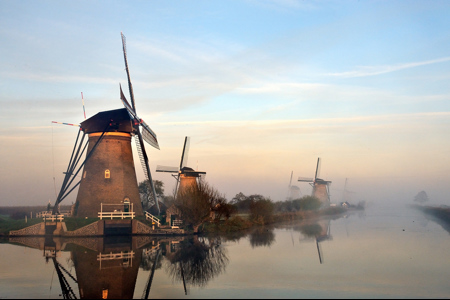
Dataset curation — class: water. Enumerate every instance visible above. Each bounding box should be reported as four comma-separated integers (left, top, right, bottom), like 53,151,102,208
0,203,449,299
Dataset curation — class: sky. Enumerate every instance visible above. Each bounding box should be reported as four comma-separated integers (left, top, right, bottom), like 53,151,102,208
1,0,449,207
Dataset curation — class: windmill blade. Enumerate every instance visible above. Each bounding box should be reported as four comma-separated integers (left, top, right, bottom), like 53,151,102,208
179,136,190,169
136,130,160,215
121,32,136,111
316,238,323,264
141,120,160,150
120,84,137,117
315,157,321,180
156,165,179,173
298,177,314,182
121,84,160,150
289,171,293,187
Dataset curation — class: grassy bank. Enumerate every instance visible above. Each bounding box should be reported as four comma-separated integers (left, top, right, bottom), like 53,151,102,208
0,215,43,235
201,206,349,234
0,205,352,236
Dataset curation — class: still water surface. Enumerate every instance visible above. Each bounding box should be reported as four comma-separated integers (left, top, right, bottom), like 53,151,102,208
0,203,449,299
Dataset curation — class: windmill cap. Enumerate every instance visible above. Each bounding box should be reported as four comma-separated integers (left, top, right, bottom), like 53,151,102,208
80,108,134,134
180,166,206,177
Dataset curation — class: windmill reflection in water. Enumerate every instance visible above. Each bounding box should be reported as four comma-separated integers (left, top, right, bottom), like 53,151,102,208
18,234,228,299
294,218,332,264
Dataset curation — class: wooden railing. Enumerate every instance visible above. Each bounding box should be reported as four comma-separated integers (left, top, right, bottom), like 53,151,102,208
98,211,135,220
36,211,71,218
145,211,161,227
43,215,64,222
99,203,135,220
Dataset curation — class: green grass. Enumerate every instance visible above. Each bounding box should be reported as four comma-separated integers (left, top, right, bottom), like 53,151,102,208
64,217,100,231
0,215,43,235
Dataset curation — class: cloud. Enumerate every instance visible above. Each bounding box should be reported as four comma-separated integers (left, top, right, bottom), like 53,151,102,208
327,56,450,78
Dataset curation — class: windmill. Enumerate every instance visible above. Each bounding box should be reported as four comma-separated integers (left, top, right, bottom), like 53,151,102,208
341,178,356,204
156,136,206,198
298,157,332,206
52,32,161,218
286,171,301,200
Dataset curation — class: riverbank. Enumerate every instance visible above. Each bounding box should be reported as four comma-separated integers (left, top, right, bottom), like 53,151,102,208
0,205,359,237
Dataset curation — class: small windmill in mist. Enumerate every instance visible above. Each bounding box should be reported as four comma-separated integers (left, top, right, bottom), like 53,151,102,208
413,190,429,204
286,171,301,200
341,178,357,204
298,157,332,205
156,136,206,198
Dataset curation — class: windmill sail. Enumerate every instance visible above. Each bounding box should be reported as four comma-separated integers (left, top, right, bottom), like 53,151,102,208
155,165,179,173
315,157,321,180
140,120,159,149
120,32,160,215
180,136,190,169
298,176,314,182
120,85,159,150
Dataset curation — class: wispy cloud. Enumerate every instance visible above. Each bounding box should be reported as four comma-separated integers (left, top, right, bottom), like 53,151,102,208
1,71,119,84
158,111,450,127
327,57,450,78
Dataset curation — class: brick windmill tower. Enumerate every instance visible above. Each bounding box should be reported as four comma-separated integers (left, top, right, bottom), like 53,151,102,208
52,33,161,218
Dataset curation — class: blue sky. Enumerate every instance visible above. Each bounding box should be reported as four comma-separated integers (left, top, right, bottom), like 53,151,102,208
1,0,449,206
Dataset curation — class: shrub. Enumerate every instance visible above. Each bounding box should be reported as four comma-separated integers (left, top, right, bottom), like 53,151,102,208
249,198,274,225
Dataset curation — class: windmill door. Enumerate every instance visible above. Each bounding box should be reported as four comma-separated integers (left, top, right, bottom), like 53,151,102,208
124,198,130,213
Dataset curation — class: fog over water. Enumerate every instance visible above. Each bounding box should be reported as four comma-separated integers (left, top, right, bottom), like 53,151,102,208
1,203,449,299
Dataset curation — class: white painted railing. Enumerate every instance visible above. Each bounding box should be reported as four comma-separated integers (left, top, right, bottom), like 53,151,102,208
99,203,135,220
36,211,52,218
43,215,64,222
37,211,71,218
98,211,135,220
145,211,161,227
97,251,134,269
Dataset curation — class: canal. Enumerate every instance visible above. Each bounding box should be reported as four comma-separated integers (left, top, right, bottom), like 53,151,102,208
0,203,449,299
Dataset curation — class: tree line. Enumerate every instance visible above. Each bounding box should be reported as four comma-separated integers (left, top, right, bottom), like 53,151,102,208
139,179,324,231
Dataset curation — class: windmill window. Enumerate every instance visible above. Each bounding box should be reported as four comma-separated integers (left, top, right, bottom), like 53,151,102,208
105,169,110,178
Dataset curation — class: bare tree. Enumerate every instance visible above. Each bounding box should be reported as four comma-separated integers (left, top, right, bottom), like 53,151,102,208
175,180,226,232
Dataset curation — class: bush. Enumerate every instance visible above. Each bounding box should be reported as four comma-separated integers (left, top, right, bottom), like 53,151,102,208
249,198,274,225
292,195,322,211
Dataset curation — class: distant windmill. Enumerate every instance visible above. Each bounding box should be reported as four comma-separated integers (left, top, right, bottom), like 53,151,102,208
298,157,332,205
156,136,206,198
341,178,356,203
286,171,301,200
52,32,161,217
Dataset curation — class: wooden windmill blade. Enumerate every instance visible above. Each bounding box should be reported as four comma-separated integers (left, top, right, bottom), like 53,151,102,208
141,120,159,150
156,165,179,173
120,32,160,215
180,136,190,169
121,32,136,111
298,176,314,182
315,157,321,180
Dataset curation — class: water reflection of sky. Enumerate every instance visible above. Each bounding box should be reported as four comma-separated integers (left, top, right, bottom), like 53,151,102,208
1,204,449,299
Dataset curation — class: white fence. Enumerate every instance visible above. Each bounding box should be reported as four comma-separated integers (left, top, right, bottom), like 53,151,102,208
36,211,71,218
98,203,135,220
43,215,64,222
145,211,161,227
